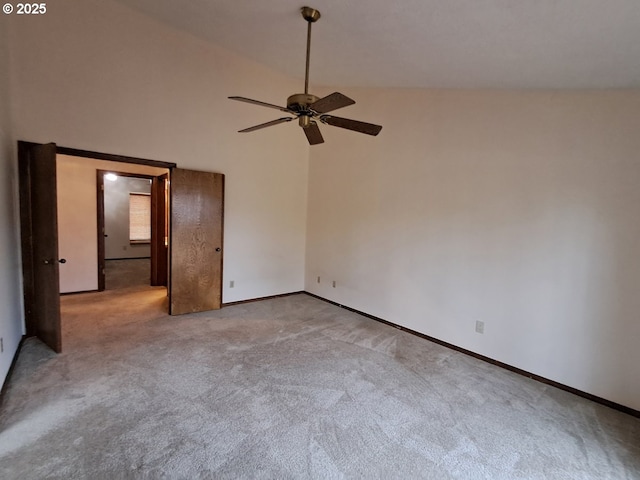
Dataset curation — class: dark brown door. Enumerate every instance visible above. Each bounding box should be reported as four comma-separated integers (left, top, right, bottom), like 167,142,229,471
151,173,169,286
169,168,224,315
18,141,62,353
96,170,106,291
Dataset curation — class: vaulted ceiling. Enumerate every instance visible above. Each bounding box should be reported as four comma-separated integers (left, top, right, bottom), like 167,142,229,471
115,0,640,89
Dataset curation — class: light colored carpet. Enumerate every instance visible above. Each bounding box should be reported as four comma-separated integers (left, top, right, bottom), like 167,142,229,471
105,258,150,290
0,289,639,479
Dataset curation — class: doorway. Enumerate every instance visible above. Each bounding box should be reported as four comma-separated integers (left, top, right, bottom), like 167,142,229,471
56,156,169,295
19,141,225,353
95,170,169,292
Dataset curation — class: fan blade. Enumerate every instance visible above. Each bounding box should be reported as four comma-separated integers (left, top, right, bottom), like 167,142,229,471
309,92,355,114
321,115,382,136
229,96,292,113
303,121,324,145
238,117,294,133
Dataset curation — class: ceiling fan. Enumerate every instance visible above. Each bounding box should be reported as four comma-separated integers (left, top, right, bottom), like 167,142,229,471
229,6,382,145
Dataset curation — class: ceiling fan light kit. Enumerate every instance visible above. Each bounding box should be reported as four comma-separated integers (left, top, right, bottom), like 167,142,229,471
229,6,382,145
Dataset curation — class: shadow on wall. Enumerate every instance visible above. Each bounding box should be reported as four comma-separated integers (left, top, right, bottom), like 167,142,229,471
104,175,153,260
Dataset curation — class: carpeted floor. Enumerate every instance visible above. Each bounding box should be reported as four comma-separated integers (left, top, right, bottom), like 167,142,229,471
105,258,151,290
0,289,639,479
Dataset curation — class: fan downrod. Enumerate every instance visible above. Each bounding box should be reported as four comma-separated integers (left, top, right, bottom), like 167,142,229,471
301,7,321,23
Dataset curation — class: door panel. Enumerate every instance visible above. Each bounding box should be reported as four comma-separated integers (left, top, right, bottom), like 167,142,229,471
151,173,169,287
96,170,106,291
18,141,62,352
169,168,224,315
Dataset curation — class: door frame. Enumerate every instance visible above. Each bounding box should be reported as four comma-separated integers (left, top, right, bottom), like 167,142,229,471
96,170,163,291
56,146,175,293
57,146,176,170
151,173,169,287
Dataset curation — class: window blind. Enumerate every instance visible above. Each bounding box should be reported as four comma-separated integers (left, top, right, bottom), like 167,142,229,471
129,193,151,243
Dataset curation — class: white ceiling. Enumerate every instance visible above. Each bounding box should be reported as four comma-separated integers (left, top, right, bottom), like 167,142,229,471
114,0,640,89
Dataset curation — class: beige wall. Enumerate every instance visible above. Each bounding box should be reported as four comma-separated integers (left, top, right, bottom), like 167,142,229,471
0,16,24,387
306,88,640,411
9,0,309,303
56,155,167,293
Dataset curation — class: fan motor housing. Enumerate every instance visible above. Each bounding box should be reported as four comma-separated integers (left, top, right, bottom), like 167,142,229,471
287,93,319,113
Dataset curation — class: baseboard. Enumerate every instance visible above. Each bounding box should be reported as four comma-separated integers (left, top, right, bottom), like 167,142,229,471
105,257,151,261
222,291,305,307
60,289,100,296
0,335,26,407
304,292,640,419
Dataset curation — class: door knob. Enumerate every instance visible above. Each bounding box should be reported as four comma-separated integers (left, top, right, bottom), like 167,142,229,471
59,258,67,264
215,247,221,252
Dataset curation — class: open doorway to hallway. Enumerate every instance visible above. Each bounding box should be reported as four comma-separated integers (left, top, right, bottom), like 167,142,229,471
99,171,169,291
19,141,224,353
56,155,169,295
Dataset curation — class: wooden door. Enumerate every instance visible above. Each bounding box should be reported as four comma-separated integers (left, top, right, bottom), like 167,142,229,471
18,141,62,352
169,168,224,315
96,170,106,291
151,173,169,286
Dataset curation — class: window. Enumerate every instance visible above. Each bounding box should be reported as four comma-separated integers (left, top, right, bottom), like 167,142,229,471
129,193,151,244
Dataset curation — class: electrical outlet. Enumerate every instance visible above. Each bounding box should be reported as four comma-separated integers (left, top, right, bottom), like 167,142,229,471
332,281,336,288
475,320,485,334
317,276,320,283
229,280,234,288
